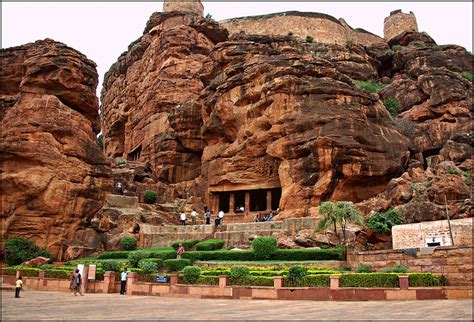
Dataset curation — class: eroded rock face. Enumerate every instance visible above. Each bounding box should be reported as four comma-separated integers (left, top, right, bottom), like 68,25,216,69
0,39,112,258
101,12,228,189
199,36,411,216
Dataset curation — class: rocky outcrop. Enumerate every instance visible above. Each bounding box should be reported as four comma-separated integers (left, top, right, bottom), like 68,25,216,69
198,35,411,217
0,39,112,258
101,12,227,185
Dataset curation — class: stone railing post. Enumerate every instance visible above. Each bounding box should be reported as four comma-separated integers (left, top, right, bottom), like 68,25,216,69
219,275,228,288
330,275,340,289
399,275,409,290
103,271,116,294
273,276,284,289
38,270,45,280
169,274,179,285
126,272,137,296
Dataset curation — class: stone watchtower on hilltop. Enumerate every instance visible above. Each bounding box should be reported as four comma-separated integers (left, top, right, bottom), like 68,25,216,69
163,0,204,16
384,9,418,40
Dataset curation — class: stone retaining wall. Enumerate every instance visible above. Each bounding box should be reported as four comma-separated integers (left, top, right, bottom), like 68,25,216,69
141,217,319,248
347,246,473,286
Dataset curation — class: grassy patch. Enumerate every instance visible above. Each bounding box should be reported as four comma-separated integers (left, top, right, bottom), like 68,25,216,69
353,80,384,93
195,260,338,264
461,71,473,82
383,97,401,117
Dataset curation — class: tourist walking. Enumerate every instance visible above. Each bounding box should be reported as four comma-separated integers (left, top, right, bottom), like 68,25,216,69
15,276,23,298
179,212,186,225
205,210,211,225
176,243,185,259
70,268,84,296
120,268,130,295
191,209,198,225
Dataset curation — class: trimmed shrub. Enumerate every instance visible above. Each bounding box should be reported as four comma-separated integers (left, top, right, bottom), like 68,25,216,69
340,273,400,288
138,258,163,270
147,250,177,261
143,190,157,204
128,251,150,268
196,275,219,285
182,266,202,284
285,274,330,287
272,248,344,261
383,97,401,117
181,250,257,262
163,259,191,272
381,264,408,273
409,273,441,287
230,276,274,287
101,261,121,272
97,251,131,259
195,239,224,251
171,240,200,250
138,261,158,273
287,265,308,285
230,266,250,284
353,80,384,93
121,237,138,251
356,264,374,273
252,237,277,260
4,237,52,266
44,269,71,279
39,264,54,270
306,35,314,43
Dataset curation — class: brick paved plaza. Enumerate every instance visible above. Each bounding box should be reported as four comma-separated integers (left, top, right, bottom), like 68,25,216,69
1,290,472,320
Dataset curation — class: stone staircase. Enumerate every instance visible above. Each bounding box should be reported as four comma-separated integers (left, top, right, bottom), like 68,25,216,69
140,217,318,248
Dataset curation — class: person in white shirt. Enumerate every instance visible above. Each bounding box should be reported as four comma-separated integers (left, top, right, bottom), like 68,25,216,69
120,268,130,295
180,212,186,225
216,210,224,226
191,209,198,225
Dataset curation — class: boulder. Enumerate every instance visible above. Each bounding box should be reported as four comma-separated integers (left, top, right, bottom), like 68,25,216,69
20,256,51,268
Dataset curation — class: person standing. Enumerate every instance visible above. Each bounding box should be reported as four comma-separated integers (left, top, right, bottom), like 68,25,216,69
15,276,23,298
205,210,211,225
120,268,130,295
176,243,185,259
71,269,84,296
179,212,186,225
218,210,225,224
191,209,198,225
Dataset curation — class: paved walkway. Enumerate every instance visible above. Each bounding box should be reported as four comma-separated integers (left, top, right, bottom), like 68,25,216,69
1,290,472,320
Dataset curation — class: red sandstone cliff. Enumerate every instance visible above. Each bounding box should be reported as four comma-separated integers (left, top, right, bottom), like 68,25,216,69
0,39,112,258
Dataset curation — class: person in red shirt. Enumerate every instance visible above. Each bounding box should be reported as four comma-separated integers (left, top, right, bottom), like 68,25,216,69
177,243,185,259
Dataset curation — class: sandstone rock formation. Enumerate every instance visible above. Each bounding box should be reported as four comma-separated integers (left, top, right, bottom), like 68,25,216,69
0,39,112,258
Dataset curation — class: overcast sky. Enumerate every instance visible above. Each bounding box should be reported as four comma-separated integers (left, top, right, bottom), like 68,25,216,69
2,2,472,97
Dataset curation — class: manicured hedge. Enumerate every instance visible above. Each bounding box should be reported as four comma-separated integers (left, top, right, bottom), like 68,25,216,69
44,270,72,279
147,251,177,261
196,276,219,285
272,248,344,261
181,250,257,262
229,276,274,287
171,240,200,250
339,273,400,288
139,258,164,270
284,274,331,287
252,237,277,260
180,248,343,262
195,239,225,251
409,273,442,287
97,251,131,259
163,259,191,272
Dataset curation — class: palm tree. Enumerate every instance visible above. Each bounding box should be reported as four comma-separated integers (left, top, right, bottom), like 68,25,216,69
315,201,365,246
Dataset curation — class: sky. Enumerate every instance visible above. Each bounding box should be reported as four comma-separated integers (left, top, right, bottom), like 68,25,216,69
2,2,473,98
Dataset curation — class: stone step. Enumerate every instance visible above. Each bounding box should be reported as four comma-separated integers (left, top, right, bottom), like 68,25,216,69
105,194,138,209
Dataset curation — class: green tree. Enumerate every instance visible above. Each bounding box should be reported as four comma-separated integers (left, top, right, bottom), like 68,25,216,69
315,201,365,245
